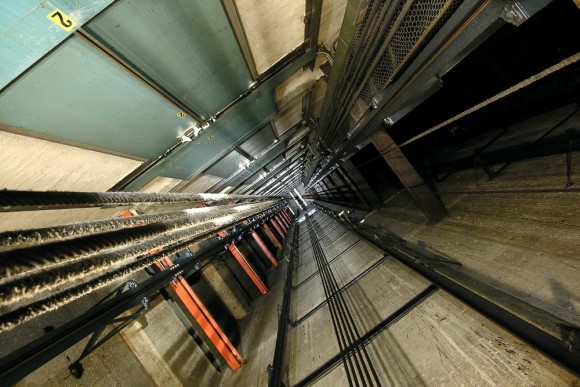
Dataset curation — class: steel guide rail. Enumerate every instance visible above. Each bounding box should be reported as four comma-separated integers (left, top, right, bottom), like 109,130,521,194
0,205,287,385
269,221,299,387
314,203,580,376
292,238,362,290
291,253,389,327
295,284,439,386
305,214,381,387
297,223,346,256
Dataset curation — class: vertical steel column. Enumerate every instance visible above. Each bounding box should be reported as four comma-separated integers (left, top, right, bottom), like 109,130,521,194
155,258,243,371
250,230,278,267
262,224,283,250
341,160,383,208
227,243,268,295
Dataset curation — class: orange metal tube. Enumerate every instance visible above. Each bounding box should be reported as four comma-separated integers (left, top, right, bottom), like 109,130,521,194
280,210,291,225
275,214,288,233
278,213,290,230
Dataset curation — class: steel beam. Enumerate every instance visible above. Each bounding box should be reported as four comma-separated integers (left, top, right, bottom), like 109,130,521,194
341,160,383,208
371,129,446,222
227,242,268,295
156,257,243,371
250,231,277,267
262,224,282,250
269,218,286,239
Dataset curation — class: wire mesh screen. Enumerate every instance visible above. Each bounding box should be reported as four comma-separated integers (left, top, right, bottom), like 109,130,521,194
349,0,462,126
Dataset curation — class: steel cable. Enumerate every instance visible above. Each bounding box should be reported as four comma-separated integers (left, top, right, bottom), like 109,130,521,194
306,214,380,386
0,203,263,277
0,202,276,307
0,204,239,251
0,190,275,212
311,216,380,386
0,204,283,332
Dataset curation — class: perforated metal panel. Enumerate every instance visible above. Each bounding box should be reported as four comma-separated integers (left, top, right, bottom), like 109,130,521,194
349,0,462,124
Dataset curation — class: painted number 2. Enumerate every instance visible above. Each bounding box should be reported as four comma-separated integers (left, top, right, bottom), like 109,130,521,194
47,8,77,32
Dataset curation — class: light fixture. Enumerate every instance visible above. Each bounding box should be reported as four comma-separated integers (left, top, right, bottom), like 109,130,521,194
177,134,192,143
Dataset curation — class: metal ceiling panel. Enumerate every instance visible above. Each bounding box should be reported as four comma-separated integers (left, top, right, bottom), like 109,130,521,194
245,171,264,185
86,0,251,119
209,136,292,193
0,0,114,90
0,36,197,159
288,127,309,147
118,88,276,188
121,49,315,191
266,155,285,170
238,124,277,158
204,150,247,178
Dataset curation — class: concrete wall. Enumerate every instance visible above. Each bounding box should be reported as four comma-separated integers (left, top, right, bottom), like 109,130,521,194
365,153,580,328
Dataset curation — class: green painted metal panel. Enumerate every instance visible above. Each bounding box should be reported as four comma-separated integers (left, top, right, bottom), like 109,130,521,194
0,36,197,159
125,89,276,189
86,0,252,119
0,0,114,90
123,49,316,191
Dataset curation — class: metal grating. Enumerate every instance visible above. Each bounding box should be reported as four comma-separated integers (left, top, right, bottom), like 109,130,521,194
349,0,461,125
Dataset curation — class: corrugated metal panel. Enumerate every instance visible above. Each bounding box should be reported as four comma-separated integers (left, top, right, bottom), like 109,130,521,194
125,88,277,185
266,155,285,170
0,0,114,89
0,36,197,159
86,0,251,119
122,49,315,191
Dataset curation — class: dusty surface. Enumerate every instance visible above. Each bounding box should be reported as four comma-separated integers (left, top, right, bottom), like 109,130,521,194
235,0,305,74
366,153,580,328
279,211,579,386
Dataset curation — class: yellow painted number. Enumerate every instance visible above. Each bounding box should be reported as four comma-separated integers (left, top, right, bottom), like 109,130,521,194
47,8,77,32
177,111,185,118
